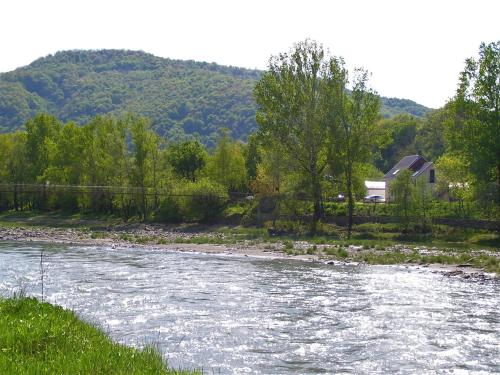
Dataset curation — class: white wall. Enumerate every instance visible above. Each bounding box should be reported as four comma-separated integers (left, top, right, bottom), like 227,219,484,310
367,188,386,198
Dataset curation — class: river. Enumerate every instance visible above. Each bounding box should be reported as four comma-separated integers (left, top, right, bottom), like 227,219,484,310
0,241,498,374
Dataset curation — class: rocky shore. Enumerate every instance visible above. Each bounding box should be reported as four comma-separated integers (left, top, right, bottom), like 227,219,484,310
0,224,497,281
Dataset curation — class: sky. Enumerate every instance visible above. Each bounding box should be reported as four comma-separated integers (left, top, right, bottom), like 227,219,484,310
1,0,499,108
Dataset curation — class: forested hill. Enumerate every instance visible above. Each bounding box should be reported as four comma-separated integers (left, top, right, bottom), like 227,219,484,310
0,49,431,145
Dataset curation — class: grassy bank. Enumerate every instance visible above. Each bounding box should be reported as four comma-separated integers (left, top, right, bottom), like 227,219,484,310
0,296,197,375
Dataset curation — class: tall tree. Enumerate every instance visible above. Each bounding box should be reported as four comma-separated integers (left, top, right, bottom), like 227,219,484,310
447,41,500,205
80,116,129,213
414,108,447,162
254,40,330,231
24,113,62,209
24,113,62,183
130,116,162,220
325,60,380,237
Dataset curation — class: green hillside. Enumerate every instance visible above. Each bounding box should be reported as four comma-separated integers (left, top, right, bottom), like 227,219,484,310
0,49,431,145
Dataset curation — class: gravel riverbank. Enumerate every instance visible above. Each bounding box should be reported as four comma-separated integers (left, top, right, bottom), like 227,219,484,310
0,224,497,281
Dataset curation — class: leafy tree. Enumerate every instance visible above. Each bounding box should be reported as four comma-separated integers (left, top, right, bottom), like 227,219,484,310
389,169,415,232
413,177,433,231
244,133,261,182
254,40,330,231
250,145,286,196
413,108,447,161
42,122,84,185
435,153,474,216
41,122,85,210
130,116,163,220
24,113,62,209
324,59,380,237
447,41,500,205
79,116,130,214
0,132,29,210
166,140,207,182
24,113,62,182
205,130,247,192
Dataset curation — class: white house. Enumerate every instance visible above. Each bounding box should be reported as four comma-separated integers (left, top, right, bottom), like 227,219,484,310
384,155,436,201
364,155,437,201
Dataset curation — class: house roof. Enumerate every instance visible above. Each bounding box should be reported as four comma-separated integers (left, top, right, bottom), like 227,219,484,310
365,180,386,189
412,161,433,178
384,155,426,180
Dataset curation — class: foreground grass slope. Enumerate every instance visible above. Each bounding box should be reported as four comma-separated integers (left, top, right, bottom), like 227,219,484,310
0,297,196,375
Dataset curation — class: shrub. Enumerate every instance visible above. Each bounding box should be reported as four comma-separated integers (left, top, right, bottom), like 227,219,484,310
337,247,349,258
177,178,228,222
307,244,317,254
283,240,294,251
157,195,182,223
324,202,347,216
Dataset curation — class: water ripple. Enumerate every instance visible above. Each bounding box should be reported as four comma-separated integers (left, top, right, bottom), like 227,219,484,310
0,241,498,374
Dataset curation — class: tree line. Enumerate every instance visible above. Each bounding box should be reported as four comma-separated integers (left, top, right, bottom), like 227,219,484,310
0,40,498,230
0,113,249,221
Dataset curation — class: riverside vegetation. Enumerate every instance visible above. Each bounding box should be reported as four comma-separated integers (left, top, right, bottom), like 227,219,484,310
0,40,498,267
0,296,198,374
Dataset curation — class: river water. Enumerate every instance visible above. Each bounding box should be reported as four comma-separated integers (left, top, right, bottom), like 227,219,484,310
0,241,498,374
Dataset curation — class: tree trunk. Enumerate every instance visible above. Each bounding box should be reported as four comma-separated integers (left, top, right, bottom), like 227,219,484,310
311,172,323,235
346,165,354,239
497,162,500,206
13,185,19,211
141,186,147,222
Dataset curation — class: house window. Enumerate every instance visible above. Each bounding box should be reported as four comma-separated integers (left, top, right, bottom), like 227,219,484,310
429,169,435,183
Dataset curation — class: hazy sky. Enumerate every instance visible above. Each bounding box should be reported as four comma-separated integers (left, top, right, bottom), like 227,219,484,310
1,0,499,108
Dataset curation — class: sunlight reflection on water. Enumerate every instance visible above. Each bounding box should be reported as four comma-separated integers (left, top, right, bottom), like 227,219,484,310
0,241,498,374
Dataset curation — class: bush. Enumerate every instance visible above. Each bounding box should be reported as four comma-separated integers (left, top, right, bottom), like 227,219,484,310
324,202,347,216
157,195,182,223
337,247,349,258
177,178,228,222
283,240,294,251
307,245,317,254
266,220,307,235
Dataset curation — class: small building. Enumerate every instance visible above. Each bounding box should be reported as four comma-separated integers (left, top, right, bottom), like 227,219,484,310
365,180,386,199
364,155,437,201
384,155,436,201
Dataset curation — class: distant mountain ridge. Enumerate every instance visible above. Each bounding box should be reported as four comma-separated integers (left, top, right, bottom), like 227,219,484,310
0,49,431,145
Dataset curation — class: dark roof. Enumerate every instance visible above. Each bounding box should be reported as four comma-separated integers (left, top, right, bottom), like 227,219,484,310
412,162,433,178
384,155,427,180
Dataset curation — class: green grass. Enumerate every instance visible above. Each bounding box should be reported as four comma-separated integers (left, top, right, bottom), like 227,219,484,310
90,231,108,239
0,296,197,375
352,251,499,273
0,210,128,229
